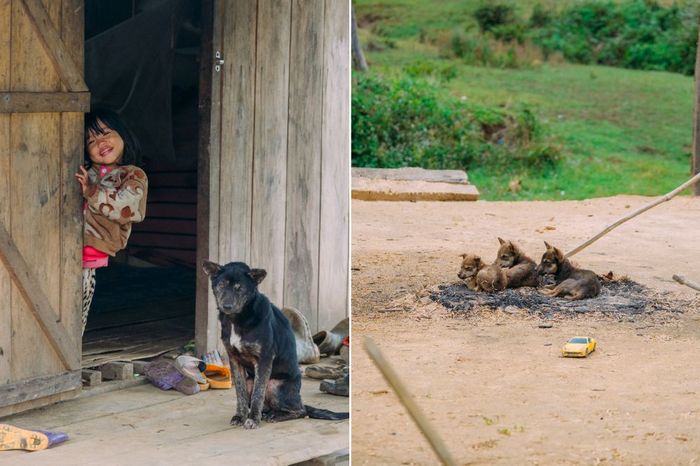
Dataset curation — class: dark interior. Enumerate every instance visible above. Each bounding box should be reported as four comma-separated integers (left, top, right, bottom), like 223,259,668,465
82,0,203,364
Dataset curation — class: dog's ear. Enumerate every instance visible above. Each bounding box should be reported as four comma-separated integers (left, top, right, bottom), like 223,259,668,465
498,237,505,245
460,253,467,259
249,268,267,284
202,260,222,277
544,241,552,250
552,247,564,260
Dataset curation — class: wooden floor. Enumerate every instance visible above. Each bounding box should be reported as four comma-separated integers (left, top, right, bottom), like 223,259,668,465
0,378,348,465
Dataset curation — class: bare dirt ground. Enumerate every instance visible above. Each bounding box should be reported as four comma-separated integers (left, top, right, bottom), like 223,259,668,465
351,196,700,465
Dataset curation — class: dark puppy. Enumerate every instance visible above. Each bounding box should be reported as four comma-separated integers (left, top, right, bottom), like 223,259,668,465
536,242,601,300
203,260,349,429
496,237,538,288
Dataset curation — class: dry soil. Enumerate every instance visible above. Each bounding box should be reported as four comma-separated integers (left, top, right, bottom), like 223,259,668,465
351,195,700,465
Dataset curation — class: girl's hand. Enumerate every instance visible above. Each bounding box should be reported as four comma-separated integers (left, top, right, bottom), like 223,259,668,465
75,166,91,197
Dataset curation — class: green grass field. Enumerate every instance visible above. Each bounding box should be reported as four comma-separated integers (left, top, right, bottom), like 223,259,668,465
354,1,694,200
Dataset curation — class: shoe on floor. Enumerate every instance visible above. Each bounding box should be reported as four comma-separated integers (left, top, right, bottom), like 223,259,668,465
319,374,349,397
203,364,232,389
0,424,65,451
282,307,320,364
174,355,208,385
312,318,349,356
145,360,201,395
305,364,346,380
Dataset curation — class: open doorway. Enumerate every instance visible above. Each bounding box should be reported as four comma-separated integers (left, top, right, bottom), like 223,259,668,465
82,0,203,368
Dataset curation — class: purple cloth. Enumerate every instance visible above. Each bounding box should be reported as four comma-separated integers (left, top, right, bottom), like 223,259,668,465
144,360,185,390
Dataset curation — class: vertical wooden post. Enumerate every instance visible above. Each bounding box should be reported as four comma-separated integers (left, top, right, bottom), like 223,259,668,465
693,26,700,196
351,5,367,71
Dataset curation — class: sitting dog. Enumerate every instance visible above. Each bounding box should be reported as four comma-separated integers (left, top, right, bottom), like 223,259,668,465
495,237,538,288
203,260,349,429
458,253,507,292
536,242,601,300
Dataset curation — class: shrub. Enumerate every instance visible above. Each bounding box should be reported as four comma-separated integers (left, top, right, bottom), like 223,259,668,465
529,3,552,28
474,4,517,33
532,0,700,75
351,74,560,172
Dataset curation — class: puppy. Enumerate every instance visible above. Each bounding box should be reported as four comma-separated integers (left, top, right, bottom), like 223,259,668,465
536,242,601,300
203,260,349,429
458,254,507,292
496,237,538,288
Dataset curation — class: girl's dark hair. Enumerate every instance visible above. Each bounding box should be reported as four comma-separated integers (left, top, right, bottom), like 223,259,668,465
84,108,142,167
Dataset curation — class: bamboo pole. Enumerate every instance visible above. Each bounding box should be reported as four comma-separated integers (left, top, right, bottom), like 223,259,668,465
565,171,700,258
673,274,700,292
363,337,457,466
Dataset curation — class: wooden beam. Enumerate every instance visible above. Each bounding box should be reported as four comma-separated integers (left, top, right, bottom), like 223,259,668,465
0,223,80,370
195,0,221,356
19,0,88,92
0,370,81,408
0,92,90,113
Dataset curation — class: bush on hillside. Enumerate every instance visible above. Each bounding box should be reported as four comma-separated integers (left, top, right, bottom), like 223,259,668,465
474,4,517,33
531,0,699,75
351,74,560,171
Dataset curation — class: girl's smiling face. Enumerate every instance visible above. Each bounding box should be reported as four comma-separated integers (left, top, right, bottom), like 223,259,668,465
86,120,125,166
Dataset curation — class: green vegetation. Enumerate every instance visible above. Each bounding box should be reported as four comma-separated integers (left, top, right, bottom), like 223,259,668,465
353,0,695,200
352,74,560,172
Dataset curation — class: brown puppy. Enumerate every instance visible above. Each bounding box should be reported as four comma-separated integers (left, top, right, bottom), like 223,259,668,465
537,242,600,300
458,254,507,292
496,237,538,288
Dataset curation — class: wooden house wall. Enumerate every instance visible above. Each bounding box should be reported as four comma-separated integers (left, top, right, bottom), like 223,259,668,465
201,0,349,342
0,0,84,414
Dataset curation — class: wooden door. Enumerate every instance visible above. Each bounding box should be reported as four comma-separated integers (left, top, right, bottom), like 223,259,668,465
196,0,349,354
0,0,87,416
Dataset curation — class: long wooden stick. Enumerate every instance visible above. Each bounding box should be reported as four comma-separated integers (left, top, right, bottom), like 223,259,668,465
363,337,457,466
565,171,700,258
673,274,700,292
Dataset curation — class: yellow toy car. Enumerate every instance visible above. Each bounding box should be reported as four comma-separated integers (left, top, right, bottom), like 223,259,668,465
561,336,596,358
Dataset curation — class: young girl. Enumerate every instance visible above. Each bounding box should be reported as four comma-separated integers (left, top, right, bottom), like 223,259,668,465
75,109,148,334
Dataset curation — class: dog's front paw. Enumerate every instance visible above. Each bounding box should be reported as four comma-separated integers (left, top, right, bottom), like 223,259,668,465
243,418,259,430
230,415,246,426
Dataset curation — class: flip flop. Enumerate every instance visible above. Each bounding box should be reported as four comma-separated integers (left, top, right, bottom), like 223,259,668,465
204,364,232,389
0,424,51,451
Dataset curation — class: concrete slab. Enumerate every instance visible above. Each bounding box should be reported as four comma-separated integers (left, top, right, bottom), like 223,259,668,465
351,167,468,183
0,377,348,465
351,167,479,201
352,177,480,201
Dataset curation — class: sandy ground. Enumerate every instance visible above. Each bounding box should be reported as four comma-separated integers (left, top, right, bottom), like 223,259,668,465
351,195,700,465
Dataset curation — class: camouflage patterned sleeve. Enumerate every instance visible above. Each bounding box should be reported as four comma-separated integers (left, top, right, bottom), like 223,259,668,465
84,167,148,225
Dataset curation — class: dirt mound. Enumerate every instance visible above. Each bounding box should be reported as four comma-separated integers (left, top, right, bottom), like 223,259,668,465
430,277,696,317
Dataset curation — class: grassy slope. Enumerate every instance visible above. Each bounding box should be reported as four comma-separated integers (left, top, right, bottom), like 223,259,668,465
354,1,694,200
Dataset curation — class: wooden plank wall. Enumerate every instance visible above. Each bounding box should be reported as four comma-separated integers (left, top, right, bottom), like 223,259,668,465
0,0,83,387
207,0,349,337
318,0,350,332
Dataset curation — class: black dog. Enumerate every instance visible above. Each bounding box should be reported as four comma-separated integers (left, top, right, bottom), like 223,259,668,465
203,260,349,429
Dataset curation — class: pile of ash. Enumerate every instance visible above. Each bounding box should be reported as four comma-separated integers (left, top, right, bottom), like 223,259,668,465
430,277,693,316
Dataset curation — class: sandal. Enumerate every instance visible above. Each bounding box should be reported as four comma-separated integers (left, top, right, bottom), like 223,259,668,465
204,364,232,389
0,424,68,451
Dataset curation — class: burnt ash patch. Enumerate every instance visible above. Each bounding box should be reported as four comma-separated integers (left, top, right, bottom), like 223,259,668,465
430,278,692,316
